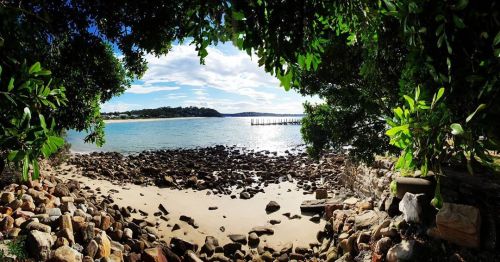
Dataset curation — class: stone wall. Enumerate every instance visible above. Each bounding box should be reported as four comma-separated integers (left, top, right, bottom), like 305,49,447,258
341,159,394,200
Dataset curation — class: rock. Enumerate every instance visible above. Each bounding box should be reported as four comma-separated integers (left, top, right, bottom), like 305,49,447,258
27,230,54,261
186,250,203,262
54,184,71,197
354,210,387,229
384,195,401,217
240,191,251,199
310,214,321,222
248,232,259,247
223,242,241,257
95,231,111,259
228,234,247,245
374,237,392,255
0,216,14,232
301,199,340,213
265,201,280,213
53,246,83,262
386,240,416,262
315,188,328,199
269,219,281,225
123,228,133,239
250,226,274,236
280,242,293,254
208,206,218,210
200,236,218,256
86,240,99,258
435,203,481,248
170,237,198,256
158,204,169,215
1,192,15,204
343,197,359,205
398,192,424,223
60,214,73,232
25,221,51,233
395,177,433,199
143,247,168,262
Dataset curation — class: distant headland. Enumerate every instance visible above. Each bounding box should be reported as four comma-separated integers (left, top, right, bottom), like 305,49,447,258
102,106,304,120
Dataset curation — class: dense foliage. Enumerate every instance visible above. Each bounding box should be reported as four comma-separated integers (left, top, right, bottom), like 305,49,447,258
103,107,222,119
0,61,66,180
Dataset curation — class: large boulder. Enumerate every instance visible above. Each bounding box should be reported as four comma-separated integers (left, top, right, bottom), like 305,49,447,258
27,230,54,261
386,240,416,262
435,203,481,248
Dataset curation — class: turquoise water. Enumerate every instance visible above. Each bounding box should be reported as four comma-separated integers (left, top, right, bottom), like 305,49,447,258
67,117,304,153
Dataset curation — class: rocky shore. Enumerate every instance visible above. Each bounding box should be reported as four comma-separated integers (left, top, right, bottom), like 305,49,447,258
68,146,345,197
0,146,498,261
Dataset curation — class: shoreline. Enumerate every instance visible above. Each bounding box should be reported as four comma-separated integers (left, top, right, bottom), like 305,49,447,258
103,116,208,124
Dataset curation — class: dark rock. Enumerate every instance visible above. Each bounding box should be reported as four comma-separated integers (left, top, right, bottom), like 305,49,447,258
265,201,280,213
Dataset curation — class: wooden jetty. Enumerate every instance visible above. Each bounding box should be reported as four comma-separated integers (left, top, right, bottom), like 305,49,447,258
250,118,301,125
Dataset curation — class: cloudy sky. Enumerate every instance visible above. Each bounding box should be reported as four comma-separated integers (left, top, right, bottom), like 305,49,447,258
102,42,321,114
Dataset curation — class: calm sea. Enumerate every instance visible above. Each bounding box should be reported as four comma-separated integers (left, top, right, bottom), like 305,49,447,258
67,117,304,154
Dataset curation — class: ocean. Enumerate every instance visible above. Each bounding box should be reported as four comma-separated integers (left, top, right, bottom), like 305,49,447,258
67,117,304,154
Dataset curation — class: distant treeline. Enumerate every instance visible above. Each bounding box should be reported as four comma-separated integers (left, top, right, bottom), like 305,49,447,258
223,112,304,117
103,106,222,119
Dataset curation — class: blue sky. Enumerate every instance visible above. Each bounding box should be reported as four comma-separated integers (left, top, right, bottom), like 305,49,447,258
102,42,321,114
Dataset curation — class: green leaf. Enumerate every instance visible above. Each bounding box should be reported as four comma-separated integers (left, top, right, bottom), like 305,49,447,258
7,77,15,92
494,31,500,46
451,0,468,10
435,88,445,102
32,158,40,180
403,95,415,112
465,104,486,123
28,62,41,74
450,123,464,135
232,11,245,21
453,15,465,29
22,155,30,181
383,0,396,11
385,124,409,137
7,150,23,162
21,107,31,125
39,114,47,131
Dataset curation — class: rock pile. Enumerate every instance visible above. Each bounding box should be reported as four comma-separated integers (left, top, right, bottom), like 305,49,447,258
0,176,176,261
69,146,345,198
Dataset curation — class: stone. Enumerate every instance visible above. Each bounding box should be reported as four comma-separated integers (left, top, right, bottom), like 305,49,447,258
53,246,83,262
158,204,169,215
25,221,52,233
228,234,247,245
250,226,274,236
395,177,433,199
143,247,168,262
186,250,203,262
343,197,359,205
315,188,328,199
201,236,218,256
1,192,15,204
384,195,400,217
0,216,14,232
123,228,133,239
27,230,54,261
223,242,241,257
310,214,321,222
170,237,198,256
58,228,76,246
87,240,99,258
398,193,425,223
355,210,387,229
265,201,280,213
240,191,251,199
96,231,111,259
386,240,416,262
301,199,340,213
60,214,73,232
248,232,260,247
435,203,481,248
374,237,392,255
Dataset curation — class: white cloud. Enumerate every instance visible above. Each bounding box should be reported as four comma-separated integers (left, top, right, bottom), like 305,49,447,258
140,44,278,102
125,85,180,94
101,102,143,112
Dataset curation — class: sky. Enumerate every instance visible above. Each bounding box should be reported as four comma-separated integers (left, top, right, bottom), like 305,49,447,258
102,42,322,114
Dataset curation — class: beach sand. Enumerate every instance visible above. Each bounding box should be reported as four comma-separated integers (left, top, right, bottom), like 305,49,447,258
55,164,325,250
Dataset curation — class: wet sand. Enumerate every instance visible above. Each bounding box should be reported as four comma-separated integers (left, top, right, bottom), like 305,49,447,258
57,164,325,250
